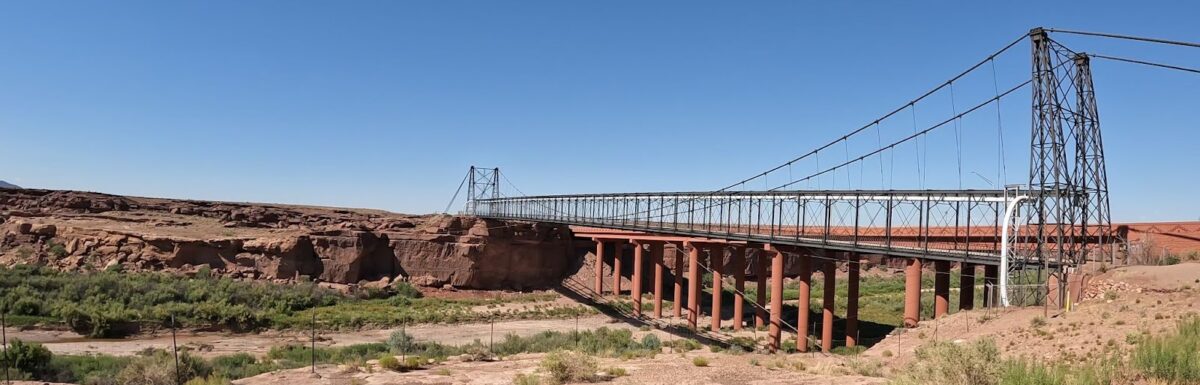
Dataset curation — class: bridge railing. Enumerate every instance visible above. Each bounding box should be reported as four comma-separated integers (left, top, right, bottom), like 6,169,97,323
474,189,1018,264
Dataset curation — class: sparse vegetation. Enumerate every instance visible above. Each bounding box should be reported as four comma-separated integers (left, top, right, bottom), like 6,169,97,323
692,356,710,367
0,264,589,337
1132,317,1200,384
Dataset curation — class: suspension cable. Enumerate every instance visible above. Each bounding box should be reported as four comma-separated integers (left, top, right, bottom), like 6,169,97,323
1046,28,1200,49
1088,53,1200,75
443,170,470,214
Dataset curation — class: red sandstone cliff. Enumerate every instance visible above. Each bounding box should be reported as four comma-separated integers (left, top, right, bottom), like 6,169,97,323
0,188,576,290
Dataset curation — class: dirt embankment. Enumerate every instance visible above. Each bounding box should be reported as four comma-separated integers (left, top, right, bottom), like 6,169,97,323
0,188,579,290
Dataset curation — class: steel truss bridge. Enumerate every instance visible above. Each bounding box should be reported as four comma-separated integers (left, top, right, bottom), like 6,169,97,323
450,28,1199,312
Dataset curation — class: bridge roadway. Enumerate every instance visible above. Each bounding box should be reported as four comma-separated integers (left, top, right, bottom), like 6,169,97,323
473,189,1036,353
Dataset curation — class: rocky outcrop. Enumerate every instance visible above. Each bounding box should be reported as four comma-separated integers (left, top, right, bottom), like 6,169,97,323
0,189,576,290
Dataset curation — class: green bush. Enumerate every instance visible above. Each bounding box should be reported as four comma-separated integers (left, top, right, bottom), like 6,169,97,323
378,354,401,371
45,353,132,384
4,339,53,377
692,356,709,367
48,242,68,258
393,282,424,299
209,353,278,379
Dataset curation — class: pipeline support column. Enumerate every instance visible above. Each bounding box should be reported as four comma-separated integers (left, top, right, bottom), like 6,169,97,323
846,253,860,347
796,251,812,352
652,242,665,318
960,262,976,311
732,247,746,331
612,241,624,297
934,260,950,319
631,241,644,317
904,258,923,328
593,240,604,296
673,243,685,318
754,251,768,329
710,246,723,332
686,242,700,330
983,264,999,308
821,257,836,353
767,244,784,353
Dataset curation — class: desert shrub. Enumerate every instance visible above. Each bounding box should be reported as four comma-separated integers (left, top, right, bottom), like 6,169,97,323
891,340,1001,385
692,356,709,367
392,282,424,299
387,330,414,352
48,242,68,258
665,338,701,352
44,353,132,384
540,350,597,384
512,373,542,385
640,333,662,350
378,354,401,371
4,339,53,377
116,350,210,385
726,336,757,353
1132,317,1200,384
1161,254,1182,266
832,345,866,356
209,353,277,379
848,358,884,377
183,376,231,385
1000,357,1122,385
603,366,627,377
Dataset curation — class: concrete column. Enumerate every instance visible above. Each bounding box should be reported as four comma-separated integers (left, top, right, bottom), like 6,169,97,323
732,247,746,331
594,240,604,295
983,264,999,308
821,258,836,353
612,241,623,297
652,242,664,318
767,244,784,353
710,246,723,332
934,260,950,319
673,243,684,318
796,252,812,352
960,262,976,311
687,242,700,330
632,241,644,317
903,258,922,328
754,251,768,329
846,253,860,347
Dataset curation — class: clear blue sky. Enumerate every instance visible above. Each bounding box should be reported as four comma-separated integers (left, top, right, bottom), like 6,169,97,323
1,1,1197,221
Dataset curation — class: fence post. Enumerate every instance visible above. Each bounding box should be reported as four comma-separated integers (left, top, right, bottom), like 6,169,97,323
3,309,10,385
171,314,180,385
311,310,316,373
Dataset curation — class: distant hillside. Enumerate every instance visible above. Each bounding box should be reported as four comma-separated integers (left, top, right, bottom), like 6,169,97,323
0,180,19,189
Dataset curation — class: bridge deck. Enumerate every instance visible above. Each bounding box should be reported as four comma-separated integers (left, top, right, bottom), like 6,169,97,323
475,189,1028,266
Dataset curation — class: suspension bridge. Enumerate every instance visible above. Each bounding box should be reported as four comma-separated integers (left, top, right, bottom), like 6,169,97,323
447,28,1199,353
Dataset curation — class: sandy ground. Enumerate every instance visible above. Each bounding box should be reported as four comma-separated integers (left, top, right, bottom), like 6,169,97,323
10,262,1197,384
232,351,887,385
862,262,1200,363
6,316,636,358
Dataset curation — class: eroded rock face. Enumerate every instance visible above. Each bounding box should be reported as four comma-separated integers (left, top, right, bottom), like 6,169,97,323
0,189,575,290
